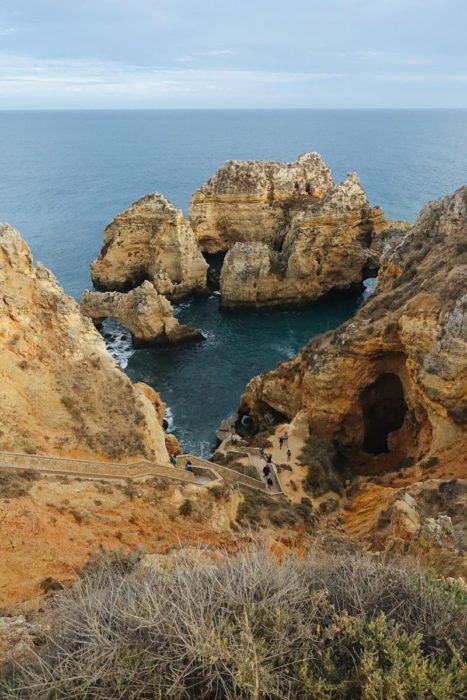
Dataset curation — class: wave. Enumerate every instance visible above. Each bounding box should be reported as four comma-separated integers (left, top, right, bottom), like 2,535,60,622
101,319,134,369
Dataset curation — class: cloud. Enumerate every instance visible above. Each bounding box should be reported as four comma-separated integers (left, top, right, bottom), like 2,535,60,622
0,27,18,37
0,53,345,93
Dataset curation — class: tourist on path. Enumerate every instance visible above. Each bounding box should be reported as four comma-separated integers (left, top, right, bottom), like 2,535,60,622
283,431,289,447
266,477,274,489
170,454,177,466
278,435,284,450
263,464,271,478
185,460,193,472
266,452,273,464
287,449,292,462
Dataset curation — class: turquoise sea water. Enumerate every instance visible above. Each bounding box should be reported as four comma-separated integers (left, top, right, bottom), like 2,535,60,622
1,110,466,454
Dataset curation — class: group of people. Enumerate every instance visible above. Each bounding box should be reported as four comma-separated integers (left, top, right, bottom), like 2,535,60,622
279,431,292,461
258,448,276,489
170,454,194,473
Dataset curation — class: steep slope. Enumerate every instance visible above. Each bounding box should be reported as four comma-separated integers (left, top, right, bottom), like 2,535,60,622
241,185,467,468
0,225,169,462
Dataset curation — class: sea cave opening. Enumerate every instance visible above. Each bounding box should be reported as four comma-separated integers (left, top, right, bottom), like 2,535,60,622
203,252,226,291
360,373,408,454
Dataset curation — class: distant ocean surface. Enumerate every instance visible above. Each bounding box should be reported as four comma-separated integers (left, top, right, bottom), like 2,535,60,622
1,110,466,455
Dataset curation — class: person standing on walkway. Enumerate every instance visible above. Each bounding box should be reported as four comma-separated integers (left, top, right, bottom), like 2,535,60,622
266,477,274,489
278,435,284,450
170,454,177,466
283,431,289,447
185,460,193,472
266,452,273,464
286,448,292,462
263,464,271,479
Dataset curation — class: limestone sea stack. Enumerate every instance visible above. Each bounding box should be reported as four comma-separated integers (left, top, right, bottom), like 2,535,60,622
91,193,208,299
0,225,169,463
80,281,203,346
189,152,335,253
240,185,467,466
220,172,410,308
190,153,409,309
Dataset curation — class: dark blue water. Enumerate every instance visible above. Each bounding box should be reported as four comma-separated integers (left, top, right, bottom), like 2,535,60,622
1,110,466,454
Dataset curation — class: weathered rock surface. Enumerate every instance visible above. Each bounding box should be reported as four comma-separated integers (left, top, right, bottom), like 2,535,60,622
0,224,169,462
0,616,47,666
91,194,208,299
240,185,467,468
220,172,409,308
190,153,334,253
80,281,203,346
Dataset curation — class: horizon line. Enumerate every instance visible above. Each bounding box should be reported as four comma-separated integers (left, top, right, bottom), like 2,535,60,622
1,106,467,112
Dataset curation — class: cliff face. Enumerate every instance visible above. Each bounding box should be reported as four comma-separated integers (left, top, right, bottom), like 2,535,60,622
80,281,202,346
240,186,467,467
91,194,208,299
0,225,169,462
190,153,334,253
220,174,409,308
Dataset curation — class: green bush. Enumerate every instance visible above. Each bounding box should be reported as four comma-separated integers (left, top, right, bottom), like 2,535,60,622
179,498,193,516
0,471,33,498
299,436,347,497
1,548,465,699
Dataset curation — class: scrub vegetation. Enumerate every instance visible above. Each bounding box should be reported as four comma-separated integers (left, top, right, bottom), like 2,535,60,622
1,547,465,699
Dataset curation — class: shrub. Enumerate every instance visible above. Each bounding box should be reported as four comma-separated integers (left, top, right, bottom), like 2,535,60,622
179,499,193,516
1,548,465,699
396,456,416,470
0,471,30,498
299,436,348,497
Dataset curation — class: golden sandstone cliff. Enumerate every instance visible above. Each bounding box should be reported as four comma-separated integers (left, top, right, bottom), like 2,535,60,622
240,185,467,471
190,152,334,253
80,281,202,346
190,154,409,308
91,193,208,298
0,224,169,463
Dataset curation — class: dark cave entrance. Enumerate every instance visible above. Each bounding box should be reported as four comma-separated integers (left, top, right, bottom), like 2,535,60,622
203,252,226,292
360,373,408,454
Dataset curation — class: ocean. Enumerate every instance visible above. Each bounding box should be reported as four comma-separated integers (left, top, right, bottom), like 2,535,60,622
1,109,466,454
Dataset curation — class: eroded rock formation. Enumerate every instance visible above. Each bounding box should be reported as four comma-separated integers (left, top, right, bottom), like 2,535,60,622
80,281,203,346
91,194,208,299
0,225,169,462
190,152,334,253
240,185,467,468
220,173,409,308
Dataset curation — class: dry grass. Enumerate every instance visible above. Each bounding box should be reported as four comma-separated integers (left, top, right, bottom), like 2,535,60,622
1,547,465,699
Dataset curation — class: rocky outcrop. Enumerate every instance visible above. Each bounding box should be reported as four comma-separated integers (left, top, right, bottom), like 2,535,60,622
220,173,409,308
91,194,208,299
0,224,169,462
240,186,467,469
190,153,334,253
80,281,203,346
0,616,46,666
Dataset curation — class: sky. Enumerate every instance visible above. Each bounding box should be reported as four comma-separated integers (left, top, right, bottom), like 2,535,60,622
0,0,466,109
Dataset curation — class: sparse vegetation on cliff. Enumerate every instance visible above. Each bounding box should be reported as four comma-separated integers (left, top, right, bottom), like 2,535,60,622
2,547,465,699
